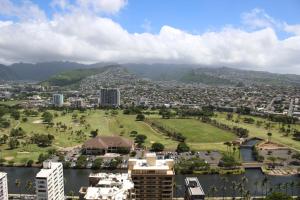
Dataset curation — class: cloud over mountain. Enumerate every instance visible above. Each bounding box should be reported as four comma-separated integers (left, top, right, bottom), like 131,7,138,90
0,1,299,74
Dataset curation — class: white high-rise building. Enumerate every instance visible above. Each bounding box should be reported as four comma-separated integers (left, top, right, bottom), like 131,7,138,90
0,172,8,200
36,162,64,200
52,94,64,107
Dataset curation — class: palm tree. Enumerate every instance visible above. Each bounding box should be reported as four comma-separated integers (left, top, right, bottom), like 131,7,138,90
237,182,243,198
232,145,237,157
209,186,218,199
267,132,272,142
289,181,295,196
241,176,248,187
254,180,259,197
238,184,245,199
231,181,238,198
68,190,75,200
25,180,33,194
15,179,21,199
220,176,228,199
224,142,231,154
245,190,251,200
283,182,289,195
276,183,282,193
262,176,269,196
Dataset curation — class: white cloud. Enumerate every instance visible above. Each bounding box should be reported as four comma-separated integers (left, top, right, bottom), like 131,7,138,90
284,23,300,36
77,0,127,14
0,0,46,21
0,2,299,74
241,8,280,29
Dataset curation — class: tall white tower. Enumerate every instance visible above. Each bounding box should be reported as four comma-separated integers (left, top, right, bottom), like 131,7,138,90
36,162,64,200
0,172,8,200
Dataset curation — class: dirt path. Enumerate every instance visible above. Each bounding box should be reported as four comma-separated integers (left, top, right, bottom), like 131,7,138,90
14,121,20,129
142,121,162,135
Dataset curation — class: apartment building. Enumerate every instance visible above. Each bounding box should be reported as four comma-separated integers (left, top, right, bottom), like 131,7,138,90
128,153,175,200
99,88,120,107
52,94,64,107
36,162,64,200
0,172,8,200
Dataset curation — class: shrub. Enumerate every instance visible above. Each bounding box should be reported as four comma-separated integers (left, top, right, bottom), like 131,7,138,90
151,142,165,152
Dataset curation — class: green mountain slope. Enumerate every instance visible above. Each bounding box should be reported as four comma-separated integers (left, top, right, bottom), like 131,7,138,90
44,65,119,86
0,64,18,80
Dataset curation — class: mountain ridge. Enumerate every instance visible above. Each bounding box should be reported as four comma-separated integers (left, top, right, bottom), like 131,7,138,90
1,61,300,87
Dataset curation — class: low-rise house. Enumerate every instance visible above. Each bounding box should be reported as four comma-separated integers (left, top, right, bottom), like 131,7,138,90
82,136,133,155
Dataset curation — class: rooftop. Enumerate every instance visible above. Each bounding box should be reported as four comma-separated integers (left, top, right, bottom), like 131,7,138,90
36,162,62,178
83,173,134,200
83,136,133,149
128,153,174,174
185,177,205,196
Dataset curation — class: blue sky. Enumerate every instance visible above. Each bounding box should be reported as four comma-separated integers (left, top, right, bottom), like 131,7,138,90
0,0,300,73
15,0,300,34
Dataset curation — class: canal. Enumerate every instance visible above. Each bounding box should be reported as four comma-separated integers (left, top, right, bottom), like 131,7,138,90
0,167,299,197
240,138,262,162
1,138,298,197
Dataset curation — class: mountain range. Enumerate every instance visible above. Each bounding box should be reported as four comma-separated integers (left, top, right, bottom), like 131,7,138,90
1,61,300,87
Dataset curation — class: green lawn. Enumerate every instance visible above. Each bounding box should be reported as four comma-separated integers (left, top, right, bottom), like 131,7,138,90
0,110,179,164
0,100,22,106
108,114,178,149
148,118,236,151
213,112,300,151
3,109,270,165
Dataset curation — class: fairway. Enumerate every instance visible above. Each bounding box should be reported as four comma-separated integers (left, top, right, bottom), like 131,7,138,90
213,112,300,151
149,118,236,143
0,110,244,164
148,118,236,151
0,110,179,164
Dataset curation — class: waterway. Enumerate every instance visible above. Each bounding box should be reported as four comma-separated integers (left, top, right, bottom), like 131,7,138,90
0,167,299,197
1,139,297,197
240,139,261,162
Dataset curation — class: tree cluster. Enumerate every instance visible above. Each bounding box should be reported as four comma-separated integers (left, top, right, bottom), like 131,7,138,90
30,134,55,147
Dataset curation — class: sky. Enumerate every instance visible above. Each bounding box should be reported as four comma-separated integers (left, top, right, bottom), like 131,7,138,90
0,0,300,74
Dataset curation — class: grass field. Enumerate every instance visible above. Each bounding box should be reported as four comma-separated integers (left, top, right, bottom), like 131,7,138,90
213,112,300,151
0,110,179,163
0,100,22,106
3,109,269,164
148,118,236,151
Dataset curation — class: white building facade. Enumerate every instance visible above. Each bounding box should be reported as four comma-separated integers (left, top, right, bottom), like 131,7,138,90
52,94,64,107
0,172,8,200
36,162,64,200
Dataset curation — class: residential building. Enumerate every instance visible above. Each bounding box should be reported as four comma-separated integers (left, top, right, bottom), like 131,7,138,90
82,136,133,155
128,153,175,200
79,173,135,200
52,94,64,107
0,172,8,200
99,88,120,107
184,177,205,200
36,162,64,200
71,98,86,108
